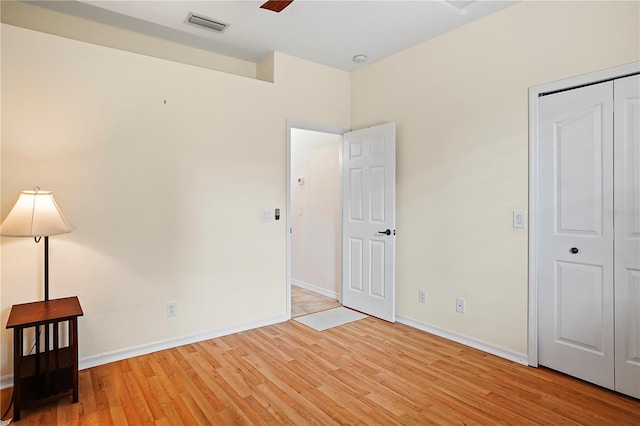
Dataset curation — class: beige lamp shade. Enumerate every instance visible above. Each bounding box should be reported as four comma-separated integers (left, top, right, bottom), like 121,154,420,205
1,190,72,237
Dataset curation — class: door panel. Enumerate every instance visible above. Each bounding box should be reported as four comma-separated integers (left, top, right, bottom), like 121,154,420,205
614,74,640,398
370,240,386,298
348,238,363,291
342,123,395,322
555,262,604,352
538,81,615,389
349,168,364,221
370,166,386,222
555,105,604,235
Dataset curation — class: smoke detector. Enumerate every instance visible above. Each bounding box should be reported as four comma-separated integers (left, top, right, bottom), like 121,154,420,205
352,54,368,64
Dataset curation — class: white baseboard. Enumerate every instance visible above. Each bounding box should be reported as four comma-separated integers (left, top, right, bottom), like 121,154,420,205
291,279,339,300
0,376,12,391
0,314,287,390
396,315,529,366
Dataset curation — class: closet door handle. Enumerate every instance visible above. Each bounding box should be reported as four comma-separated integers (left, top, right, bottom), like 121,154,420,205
378,229,391,236
570,247,579,254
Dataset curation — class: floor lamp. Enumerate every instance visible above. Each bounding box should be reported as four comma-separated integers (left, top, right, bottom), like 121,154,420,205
1,187,72,301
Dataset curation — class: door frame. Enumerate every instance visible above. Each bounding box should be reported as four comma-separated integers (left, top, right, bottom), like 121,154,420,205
286,119,349,319
528,61,640,366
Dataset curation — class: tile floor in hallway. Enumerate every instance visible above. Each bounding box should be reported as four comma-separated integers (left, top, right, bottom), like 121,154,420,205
291,285,341,318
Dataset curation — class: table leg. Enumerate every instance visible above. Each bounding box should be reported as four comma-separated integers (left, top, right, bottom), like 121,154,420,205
44,323,51,394
71,318,79,403
13,328,22,422
53,321,60,394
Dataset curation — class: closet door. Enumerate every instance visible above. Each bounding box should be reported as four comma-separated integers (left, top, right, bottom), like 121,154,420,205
537,81,615,389
614,74,640,399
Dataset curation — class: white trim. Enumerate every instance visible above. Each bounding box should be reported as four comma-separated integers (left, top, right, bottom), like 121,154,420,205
528,83,540,367
531,62,639,97
291,279,339,300
286,119,348,320
528,61,640,367
0,376,12,391
0,315,287,390
397,316,528,366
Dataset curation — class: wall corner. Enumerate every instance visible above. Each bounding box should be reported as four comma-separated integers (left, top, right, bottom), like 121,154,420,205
257,51,275,83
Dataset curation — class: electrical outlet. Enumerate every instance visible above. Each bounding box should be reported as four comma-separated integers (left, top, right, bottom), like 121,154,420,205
167,301,177,318
418,289,426,304
456,298,465,314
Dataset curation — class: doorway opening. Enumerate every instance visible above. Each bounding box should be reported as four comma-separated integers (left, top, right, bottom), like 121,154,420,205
286,121,348,319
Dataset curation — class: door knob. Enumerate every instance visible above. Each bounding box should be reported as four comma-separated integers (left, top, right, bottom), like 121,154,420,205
570,247,579,254
378,229,391,236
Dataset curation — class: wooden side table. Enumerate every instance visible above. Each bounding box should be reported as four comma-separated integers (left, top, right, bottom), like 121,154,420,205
6,296,83,421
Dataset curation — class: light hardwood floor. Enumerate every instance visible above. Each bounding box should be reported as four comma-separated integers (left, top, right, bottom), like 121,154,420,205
2,313,639,424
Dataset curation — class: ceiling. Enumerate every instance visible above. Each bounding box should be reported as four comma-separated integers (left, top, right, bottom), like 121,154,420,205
29,0,518,71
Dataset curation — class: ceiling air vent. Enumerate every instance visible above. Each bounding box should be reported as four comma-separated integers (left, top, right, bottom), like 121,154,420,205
186,13,229,33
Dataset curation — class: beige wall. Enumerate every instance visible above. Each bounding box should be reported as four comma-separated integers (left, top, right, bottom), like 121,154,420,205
291,129,341,296
0,24,350,375
352,0,640,355
1,0,639,378
0,0,257,79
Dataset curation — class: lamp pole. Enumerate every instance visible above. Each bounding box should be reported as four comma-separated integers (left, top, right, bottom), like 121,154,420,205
44,236,50,301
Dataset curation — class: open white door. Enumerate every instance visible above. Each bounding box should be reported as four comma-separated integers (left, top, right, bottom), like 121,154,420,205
342,123,395,322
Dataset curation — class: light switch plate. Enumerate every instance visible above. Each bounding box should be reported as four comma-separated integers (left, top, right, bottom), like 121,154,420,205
513,210,526,229
261,209,274,222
